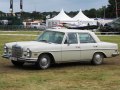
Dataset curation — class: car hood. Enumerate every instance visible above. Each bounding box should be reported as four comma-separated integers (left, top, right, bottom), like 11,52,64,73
5,41,56,50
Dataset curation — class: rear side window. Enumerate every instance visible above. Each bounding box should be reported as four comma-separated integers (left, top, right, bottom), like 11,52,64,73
67,33,78,44
78,33,96,43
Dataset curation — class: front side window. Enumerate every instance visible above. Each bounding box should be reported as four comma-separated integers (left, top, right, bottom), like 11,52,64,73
67,33,78,44
79,33,96,43
37,31,65,44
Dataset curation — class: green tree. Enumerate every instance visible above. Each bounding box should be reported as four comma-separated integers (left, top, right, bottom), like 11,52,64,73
106,0,116,18
83,9,97,18
7,16,23,25
96,6,107,18
67,11,78,18
89,8,97,18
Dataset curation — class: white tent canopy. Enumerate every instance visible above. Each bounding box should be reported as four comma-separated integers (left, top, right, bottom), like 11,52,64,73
49,9,73,21
72,9,97,26
46,9,97,28
73,9,94,21
46,9,75,27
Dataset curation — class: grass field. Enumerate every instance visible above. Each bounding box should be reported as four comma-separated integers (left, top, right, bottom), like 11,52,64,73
0,33,120,90
0,31,41,35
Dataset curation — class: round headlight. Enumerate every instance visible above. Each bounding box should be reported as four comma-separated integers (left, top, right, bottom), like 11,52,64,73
26,48,31,58
4,45,8,53
4,45,7,49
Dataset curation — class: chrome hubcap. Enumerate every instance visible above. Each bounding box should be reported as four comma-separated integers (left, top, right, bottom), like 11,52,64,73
95,54,102,63
41,58,48,66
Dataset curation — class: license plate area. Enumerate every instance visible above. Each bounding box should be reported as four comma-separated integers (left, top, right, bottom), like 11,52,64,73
10,57,17,61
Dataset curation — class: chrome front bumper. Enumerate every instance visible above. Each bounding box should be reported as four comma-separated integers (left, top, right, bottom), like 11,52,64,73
112,52,120,57
2,54,37,63
2,54,11,59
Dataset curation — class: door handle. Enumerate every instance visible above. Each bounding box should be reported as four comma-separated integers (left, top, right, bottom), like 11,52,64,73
93,46,98,47
76,46,80,48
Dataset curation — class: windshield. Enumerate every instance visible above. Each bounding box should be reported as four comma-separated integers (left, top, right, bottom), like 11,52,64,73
37,31,65,44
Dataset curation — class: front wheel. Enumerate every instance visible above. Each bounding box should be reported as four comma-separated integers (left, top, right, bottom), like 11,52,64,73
91,53,104,65
11,60,24,67
37,54,51,70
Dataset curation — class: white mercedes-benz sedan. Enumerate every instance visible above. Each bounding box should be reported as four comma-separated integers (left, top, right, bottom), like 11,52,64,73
2,29,119,69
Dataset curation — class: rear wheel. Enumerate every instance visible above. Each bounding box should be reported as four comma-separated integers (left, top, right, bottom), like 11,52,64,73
92,53,104,65
11,60,24,67
37,54,51,69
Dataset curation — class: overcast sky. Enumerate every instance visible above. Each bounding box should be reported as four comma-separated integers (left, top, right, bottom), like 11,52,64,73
0,0,109,13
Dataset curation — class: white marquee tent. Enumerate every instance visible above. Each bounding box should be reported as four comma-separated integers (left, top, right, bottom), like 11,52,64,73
73,9,94,21
46,9,97,28
46,9,75,27
73,9,96,26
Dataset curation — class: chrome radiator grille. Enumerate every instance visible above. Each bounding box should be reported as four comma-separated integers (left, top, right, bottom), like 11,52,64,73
12,45,23,58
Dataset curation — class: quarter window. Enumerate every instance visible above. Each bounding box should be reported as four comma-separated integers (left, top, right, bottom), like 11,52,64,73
79,33,96,43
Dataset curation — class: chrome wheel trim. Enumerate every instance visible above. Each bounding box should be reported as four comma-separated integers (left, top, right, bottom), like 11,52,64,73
94,54,103,64
40,58,48,66
39,56,50,69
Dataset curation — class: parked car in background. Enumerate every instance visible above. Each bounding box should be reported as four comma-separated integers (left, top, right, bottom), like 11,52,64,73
2,29,119,69
99,18,120,34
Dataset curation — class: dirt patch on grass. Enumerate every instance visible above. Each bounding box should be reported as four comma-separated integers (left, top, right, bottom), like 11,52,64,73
0,55,120,73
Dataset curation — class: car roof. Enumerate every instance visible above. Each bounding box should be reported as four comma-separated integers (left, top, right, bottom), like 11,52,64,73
46,29,92,33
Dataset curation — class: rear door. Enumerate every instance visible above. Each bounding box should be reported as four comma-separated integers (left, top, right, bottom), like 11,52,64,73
62,33,80,62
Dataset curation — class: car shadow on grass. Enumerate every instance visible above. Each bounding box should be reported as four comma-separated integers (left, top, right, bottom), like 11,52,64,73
5,61,106,71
